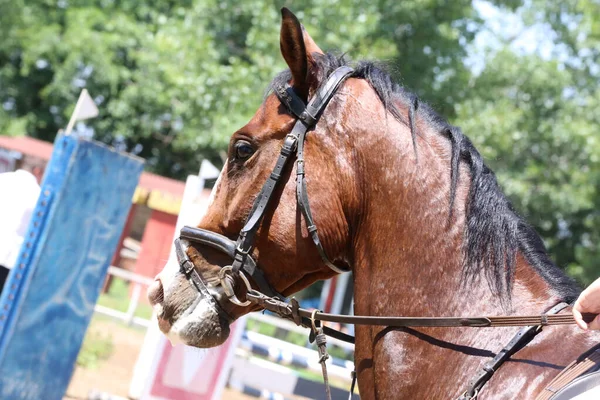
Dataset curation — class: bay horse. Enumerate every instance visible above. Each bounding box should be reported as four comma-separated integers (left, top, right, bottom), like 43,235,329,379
148,8,600,399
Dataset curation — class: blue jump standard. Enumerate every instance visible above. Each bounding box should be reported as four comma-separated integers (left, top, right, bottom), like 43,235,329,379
0,134,143,400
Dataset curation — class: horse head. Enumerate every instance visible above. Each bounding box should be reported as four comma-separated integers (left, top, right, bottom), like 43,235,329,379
148,8,358,347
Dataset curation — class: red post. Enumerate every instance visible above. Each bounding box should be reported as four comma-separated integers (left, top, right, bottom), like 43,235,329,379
134,210,178,280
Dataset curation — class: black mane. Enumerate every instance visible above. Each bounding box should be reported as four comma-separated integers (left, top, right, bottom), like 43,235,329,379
269,53,580,303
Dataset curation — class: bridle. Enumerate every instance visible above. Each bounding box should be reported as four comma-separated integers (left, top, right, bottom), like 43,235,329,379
173,66,591,400
174,66,354,312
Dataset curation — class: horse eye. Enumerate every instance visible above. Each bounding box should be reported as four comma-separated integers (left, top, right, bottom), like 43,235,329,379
234,140,255,161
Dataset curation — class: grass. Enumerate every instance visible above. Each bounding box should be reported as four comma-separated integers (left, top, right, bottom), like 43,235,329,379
246,317,307,346
77,322,114,369
76,277,152,370
97,277,153,320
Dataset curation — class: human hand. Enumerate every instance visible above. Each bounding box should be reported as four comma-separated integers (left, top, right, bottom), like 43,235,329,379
573,277,600,330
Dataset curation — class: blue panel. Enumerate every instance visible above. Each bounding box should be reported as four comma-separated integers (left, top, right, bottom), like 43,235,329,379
0,134,144,400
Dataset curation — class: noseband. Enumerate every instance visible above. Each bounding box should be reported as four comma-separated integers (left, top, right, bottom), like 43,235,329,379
174,66,354,308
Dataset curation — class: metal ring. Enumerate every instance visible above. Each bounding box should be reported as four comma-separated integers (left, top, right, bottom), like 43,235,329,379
459,389,479,400
310,309,319,332
218,265,233,280
219,266,253,307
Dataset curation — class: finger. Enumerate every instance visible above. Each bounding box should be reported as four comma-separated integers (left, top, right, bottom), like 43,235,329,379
588,315,600,331
573,308,588,330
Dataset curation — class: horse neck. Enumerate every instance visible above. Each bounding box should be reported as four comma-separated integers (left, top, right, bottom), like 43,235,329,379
330,81,584,399
348,105,561,320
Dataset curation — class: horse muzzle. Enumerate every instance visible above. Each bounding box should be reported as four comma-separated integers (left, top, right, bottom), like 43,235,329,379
148,270,233,348
147,230,245,348
149,227,286,348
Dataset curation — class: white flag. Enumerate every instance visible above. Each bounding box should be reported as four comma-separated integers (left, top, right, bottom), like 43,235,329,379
65,89,99,135
74,89,99,121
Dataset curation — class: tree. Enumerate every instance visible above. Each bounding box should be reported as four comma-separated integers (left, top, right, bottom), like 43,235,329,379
1,0,598,283
0,0,492,178
454,2,600,284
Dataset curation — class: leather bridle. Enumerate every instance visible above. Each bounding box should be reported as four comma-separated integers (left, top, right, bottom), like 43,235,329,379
175,66,354,311
173,66,591,400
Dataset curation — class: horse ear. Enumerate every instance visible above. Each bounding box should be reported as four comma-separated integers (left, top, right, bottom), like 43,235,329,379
301,24,323,58
280,8,319,99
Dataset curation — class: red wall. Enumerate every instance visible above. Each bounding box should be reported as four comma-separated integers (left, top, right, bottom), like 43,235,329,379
134,210,178,279
111,204,137,268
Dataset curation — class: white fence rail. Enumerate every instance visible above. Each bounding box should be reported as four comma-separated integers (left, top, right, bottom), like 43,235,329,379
247,310,355,352
94,266,153,328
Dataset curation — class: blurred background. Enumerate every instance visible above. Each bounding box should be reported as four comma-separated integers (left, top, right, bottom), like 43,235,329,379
0,0,599,399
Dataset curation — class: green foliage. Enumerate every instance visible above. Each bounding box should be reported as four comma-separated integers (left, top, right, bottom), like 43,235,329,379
1,1,599,283
0,0,492,177
454,1,600,284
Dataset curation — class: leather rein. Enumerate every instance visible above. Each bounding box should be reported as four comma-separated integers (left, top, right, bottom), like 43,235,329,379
174,66,592,399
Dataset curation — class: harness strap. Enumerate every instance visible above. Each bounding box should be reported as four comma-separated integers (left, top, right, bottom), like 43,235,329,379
348,370,357,400
179,228,285,300
535,343,600,400
293,67,354,274
247,291,585,330
275,84,307,121
296,128,348,273
459,302,569,400
231,66,354,278
231,133,298,276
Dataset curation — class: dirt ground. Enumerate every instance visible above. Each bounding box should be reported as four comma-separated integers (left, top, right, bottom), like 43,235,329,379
63,318,253,400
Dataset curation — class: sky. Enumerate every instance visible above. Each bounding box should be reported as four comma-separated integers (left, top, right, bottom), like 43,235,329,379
468,0,561,74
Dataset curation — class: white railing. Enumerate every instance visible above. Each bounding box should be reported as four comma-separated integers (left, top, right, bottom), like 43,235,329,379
94,266,154,328
247,310,355,352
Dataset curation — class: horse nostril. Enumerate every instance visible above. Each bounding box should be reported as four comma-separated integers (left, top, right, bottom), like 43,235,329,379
147,279,164,306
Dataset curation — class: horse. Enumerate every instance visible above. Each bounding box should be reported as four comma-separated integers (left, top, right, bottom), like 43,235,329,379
148,8,600,399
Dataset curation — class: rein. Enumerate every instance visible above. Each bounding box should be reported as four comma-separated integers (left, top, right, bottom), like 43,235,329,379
174,66,594,400
245,289,586,332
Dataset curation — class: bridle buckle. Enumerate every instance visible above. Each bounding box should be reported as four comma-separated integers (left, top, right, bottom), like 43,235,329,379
218,265,253,307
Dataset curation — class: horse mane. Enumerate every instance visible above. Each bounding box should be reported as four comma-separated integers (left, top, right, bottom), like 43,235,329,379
268,52,580,303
